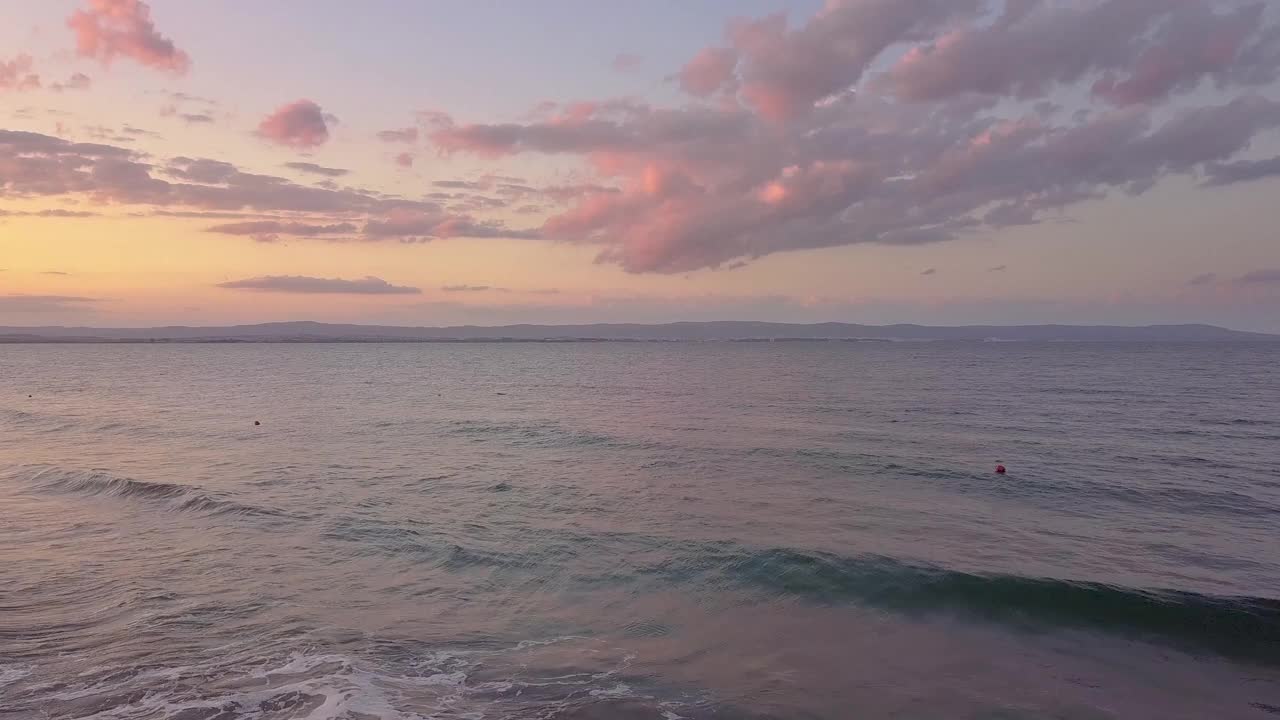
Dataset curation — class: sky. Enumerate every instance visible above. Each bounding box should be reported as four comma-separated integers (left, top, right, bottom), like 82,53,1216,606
2,0,1280,330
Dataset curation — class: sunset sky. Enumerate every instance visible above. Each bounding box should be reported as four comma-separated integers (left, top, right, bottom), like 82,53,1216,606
3,0,1280,330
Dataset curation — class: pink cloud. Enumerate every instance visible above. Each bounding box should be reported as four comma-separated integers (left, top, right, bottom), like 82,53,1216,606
11,3,1280,277
395,152,414,168
433,89,1280,273
0,55,41,92
680,0,982,121
67,0,190,74
679,47,737,97
257,100,332,149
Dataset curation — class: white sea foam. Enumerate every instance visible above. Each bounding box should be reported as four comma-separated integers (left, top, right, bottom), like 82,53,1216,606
0,664,33,688
23,640,668,720
71,653,414,720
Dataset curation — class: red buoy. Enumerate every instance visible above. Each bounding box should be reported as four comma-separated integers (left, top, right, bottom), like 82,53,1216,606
995,464,1007,474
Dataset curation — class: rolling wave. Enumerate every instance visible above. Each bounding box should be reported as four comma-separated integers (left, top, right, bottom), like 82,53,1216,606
722,547,1280,663
315,514,1280,664
7,465,294,520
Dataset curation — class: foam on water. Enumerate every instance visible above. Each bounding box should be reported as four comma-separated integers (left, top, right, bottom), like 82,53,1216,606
0,665,33,688
2,636,672,720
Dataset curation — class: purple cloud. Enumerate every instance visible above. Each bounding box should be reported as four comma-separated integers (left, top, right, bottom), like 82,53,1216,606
882,2,1273,107
433,180,485,190
257,100,331,148
362,209,540,241
216,275,421,294
0,209,100,218
51,72,93,93
1203,155,1280,186
204,220,357,239
0,130,538,244
1237,269,1280,285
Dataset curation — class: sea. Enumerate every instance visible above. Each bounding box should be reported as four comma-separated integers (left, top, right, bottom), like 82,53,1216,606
1,342,1278,720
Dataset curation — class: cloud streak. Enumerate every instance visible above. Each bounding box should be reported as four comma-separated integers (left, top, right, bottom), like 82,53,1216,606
1238,269,1280,285
204,220,358,243
377,127,418,143
0,130,536,244
0,294,100,312
0,209,100,218
216,275,422,295
284,161,350,178
51,73,93,92
1204,155,1280,186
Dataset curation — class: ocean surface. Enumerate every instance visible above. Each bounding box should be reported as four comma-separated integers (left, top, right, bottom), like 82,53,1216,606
2,342,1279,720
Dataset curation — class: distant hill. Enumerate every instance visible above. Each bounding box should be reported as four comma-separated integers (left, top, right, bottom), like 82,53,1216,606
0,321,1276,343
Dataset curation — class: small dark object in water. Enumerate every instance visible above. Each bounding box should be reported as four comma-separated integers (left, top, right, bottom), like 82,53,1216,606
254,420,261,426
995,464,1007,474
495,392,507,396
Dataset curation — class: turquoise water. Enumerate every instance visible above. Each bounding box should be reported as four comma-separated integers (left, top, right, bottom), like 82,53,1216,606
2,342,1278,719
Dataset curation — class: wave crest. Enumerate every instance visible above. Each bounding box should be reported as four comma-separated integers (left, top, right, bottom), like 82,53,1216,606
9,465,294,520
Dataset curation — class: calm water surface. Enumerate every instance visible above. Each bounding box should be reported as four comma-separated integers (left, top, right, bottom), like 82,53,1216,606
2,343,1279,719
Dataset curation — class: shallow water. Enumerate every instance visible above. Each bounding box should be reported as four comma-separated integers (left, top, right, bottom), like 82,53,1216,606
2,342,1279,719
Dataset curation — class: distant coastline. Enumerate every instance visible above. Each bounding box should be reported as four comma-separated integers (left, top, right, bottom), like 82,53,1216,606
1,321,1276,343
